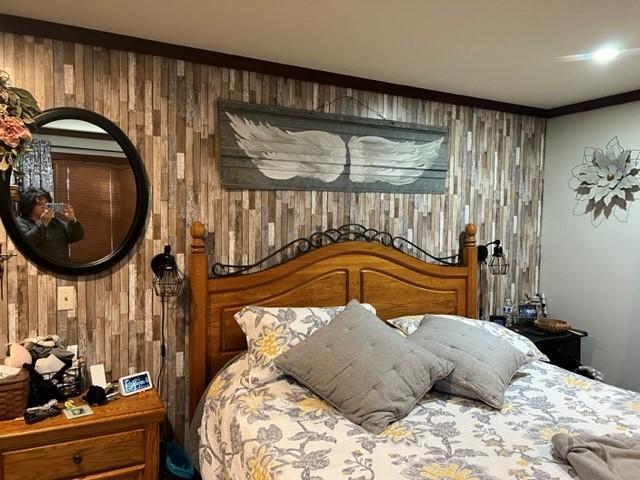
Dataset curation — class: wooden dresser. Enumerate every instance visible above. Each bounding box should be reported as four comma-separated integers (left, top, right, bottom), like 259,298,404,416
0,389,166,480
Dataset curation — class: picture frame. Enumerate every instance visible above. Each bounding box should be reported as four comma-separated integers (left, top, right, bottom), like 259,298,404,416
517,304,538,325
218,100,449,193
63,405,94,419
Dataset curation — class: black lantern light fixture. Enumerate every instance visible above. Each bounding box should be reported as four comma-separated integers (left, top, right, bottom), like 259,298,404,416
151,245,184,394
152,245,183,297
477,240,509,275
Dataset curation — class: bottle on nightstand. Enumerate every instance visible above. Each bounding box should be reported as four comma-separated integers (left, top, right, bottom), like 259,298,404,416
503,298,514,327
540,293,548,318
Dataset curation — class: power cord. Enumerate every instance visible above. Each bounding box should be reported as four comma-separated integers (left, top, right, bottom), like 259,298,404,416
157,295,166,396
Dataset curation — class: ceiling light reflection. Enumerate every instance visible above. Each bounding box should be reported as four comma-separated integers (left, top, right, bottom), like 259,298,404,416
591,47,622,63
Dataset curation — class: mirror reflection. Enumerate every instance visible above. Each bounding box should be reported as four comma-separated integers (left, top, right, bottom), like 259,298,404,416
12,119,137,264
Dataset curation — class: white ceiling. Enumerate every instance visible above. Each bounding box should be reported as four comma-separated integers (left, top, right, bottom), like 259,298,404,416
3,0,640,108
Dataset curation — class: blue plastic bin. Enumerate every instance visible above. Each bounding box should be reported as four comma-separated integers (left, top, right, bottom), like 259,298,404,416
162,441,195,479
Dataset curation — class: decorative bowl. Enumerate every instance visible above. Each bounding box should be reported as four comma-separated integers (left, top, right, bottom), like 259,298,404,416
535,318,571,333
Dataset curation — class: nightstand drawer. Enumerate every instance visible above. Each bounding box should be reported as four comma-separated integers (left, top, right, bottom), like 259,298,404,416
82,465,145,479
2,429,145,480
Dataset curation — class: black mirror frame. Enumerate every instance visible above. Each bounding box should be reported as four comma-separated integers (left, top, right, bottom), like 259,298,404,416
0,107,150,276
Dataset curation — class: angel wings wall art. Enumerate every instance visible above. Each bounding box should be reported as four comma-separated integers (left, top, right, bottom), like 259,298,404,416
217,100,449,193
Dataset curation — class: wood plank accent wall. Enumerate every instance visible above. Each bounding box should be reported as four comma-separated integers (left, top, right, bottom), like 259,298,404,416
0,32,546,441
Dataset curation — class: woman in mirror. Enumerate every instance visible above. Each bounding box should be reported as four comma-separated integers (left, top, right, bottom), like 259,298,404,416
16,187,84,263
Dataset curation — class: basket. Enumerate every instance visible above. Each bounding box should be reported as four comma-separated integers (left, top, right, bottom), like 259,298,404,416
43,366,83,398
0,368,29,420
535,318,571,333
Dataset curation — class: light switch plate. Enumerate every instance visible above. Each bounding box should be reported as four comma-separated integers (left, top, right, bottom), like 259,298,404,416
57,286,76,311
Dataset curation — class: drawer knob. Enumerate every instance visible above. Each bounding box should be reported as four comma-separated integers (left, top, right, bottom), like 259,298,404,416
72,453,82,464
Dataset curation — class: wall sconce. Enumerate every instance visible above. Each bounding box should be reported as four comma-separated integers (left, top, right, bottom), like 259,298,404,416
477,240,509,275
152,245,184,298
150,245,184,394
477,239,509,319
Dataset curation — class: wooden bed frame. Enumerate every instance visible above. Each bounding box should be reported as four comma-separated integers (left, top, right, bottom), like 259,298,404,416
188,222,478,416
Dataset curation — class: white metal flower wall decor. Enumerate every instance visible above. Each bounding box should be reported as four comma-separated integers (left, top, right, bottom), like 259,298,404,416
569,137,640,226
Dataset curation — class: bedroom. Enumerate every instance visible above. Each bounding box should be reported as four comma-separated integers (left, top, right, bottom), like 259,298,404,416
0,1,638,479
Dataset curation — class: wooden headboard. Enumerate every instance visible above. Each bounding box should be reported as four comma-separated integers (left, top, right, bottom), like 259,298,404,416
188,223,478,416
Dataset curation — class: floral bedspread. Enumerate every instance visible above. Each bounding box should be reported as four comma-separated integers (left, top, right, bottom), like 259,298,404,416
198,355,640,480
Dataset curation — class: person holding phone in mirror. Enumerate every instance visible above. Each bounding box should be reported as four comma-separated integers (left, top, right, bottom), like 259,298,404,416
16,187,84,263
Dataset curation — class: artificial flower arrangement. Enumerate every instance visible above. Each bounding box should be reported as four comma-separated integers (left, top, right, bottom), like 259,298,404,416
569,136,640,226
0,71,42,172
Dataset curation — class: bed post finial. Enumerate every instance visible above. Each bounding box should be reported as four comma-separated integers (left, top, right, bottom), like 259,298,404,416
464,224,477,247
462,224,478,318
189,221,208,418
191,221,206,253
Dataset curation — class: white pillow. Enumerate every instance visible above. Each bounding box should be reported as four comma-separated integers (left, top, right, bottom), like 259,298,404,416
387,314,549,363
235,302,377,386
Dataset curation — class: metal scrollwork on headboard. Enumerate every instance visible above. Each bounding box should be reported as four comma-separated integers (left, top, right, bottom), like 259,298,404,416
212,224,461,277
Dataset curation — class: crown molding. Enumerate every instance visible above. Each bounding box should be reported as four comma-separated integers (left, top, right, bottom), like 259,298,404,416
546,89,640,117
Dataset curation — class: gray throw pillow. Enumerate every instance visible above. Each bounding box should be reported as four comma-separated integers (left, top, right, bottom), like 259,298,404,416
274,300,454,434
408,315,527,408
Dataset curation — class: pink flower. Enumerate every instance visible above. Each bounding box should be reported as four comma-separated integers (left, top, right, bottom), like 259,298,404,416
0,115,31,148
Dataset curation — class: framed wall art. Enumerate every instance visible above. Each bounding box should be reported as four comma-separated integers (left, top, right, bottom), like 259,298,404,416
218,100,449,193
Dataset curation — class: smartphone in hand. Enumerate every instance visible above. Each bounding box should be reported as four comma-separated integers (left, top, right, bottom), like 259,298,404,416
45,203,65,213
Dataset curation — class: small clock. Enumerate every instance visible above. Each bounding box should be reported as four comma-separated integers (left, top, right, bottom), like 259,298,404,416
118,371,153,396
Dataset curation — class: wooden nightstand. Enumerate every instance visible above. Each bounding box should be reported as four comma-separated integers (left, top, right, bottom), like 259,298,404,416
0,389,166,480
511,325,588,371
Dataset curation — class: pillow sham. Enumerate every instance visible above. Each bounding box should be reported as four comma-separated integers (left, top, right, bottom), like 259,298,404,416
274,300,454,434
408,315,527,408
235,302,376,386
388,314,549,362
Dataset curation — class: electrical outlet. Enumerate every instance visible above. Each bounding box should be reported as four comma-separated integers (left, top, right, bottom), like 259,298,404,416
57,286,76,311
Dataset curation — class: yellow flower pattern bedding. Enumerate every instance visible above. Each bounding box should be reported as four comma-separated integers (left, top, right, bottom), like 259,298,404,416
197,355,640,480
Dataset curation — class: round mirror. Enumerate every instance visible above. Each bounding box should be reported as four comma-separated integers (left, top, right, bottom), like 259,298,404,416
0,108,149,276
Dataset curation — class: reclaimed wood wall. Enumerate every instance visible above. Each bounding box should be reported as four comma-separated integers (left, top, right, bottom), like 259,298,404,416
0,32,546,440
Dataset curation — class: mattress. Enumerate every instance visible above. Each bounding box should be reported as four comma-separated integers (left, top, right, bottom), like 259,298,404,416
196,354,640,479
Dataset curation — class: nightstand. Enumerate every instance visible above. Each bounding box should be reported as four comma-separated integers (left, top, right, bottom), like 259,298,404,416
0,389,166,480
510,325,588,371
